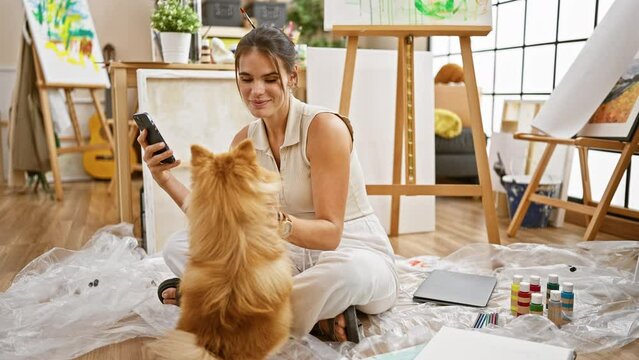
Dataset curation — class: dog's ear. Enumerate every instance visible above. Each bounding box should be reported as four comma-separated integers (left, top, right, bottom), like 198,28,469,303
233,139,256,162
191,144,213,166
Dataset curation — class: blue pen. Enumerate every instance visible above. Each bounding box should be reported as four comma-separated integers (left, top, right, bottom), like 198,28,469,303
473,313,482,328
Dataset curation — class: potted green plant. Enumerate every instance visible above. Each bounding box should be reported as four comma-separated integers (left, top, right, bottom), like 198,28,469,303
151,0,201,63
288,0,344,48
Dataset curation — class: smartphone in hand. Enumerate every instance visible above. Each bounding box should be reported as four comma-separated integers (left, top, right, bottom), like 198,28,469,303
133,112,176,164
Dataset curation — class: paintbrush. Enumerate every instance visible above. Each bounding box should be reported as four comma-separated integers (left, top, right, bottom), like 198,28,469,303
240,8,256,29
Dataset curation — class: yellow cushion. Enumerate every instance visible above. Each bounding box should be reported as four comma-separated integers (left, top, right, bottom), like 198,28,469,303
434,108,463,139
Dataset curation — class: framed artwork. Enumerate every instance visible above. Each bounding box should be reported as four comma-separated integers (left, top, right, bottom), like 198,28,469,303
323,0,492,31
137,69,254,254
22,0,110,87
578,57,639,141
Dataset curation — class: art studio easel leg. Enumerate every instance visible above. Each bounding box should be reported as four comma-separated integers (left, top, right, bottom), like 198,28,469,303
584,129,639,240
390,36,408,236
506,143,556,237
31,45,64,201
508,128,639,240
577,146,593,225
339,36,359,115
37,87,64,200
460,36,500,244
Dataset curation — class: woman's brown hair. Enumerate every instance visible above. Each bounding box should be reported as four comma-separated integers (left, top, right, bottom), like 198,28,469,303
234,26,297,91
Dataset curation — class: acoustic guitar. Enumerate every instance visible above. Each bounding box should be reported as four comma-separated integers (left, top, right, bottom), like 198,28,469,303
83,44,137,179
83,114,137,179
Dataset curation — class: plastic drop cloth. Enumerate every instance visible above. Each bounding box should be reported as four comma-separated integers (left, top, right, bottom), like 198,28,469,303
0,224,177,359
1,224,638,359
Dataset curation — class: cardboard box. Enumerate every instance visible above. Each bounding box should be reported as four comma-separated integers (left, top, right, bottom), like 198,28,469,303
434,84,474,128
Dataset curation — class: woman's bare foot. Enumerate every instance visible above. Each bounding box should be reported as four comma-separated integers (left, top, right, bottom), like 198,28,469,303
161,287,178,305
316,313,347,342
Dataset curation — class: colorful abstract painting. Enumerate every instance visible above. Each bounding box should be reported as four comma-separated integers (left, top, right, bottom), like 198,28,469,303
23,0,110,87
578,57,639,140
324,0,492,31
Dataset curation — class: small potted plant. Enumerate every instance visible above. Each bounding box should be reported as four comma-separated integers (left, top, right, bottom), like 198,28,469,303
151,0,201,63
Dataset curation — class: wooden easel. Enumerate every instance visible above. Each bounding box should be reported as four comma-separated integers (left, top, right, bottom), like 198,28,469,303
507,129,639,240
333,25,500,244
30,43,113,201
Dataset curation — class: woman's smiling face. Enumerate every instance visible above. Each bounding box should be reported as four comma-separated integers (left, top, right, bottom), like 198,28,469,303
237,49,292,120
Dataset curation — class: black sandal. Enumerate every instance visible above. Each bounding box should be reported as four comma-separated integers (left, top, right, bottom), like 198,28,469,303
310,305,361,343
343,305,361,343
157,277,181,306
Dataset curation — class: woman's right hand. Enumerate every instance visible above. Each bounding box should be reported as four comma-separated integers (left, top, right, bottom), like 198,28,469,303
137,129,181,187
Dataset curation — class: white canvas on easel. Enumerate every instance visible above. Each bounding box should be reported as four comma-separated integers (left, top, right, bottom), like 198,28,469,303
324,0,492,30
531,0,639,138
137,70,254,254
14,0,112,201
22,0,110,87
307,47,435,234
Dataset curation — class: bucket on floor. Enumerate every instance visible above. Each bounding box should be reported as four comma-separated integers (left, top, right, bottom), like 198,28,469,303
502,175,562,228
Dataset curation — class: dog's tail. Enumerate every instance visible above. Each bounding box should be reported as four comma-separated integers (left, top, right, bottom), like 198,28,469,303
145,329,219,360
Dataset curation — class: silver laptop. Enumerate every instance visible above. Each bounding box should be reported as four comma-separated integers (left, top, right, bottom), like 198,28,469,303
413,270,497,307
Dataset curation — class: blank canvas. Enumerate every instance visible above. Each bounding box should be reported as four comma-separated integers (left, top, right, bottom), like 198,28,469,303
307,47,435,234
137,70,254,254
416,327,575,360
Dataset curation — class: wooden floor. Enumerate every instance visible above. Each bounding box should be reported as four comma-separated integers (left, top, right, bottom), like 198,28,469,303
1,180,637,359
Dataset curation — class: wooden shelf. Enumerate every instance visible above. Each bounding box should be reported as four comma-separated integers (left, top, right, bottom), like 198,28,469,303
199,26,250,39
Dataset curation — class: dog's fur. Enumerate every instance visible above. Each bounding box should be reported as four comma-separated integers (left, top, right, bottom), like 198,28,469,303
146,140,293,360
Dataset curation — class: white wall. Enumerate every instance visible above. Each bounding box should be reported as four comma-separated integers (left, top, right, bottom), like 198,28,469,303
0,0,24,180
0,0,24,67
0,68,17,181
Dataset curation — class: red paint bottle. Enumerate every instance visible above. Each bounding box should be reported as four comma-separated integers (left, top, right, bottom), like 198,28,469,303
530,275,541,294
517,282,531,316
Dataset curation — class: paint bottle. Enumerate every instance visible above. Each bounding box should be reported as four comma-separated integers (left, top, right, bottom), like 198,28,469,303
546,274,560,309
530,292,543,315
561,282,574,324
548,290,562,326
517,282,531,316
511,274,523,316
200,44,211,64
529,275,541,294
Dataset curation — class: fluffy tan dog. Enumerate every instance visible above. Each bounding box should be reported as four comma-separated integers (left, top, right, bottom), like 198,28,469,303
147,139,293,360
